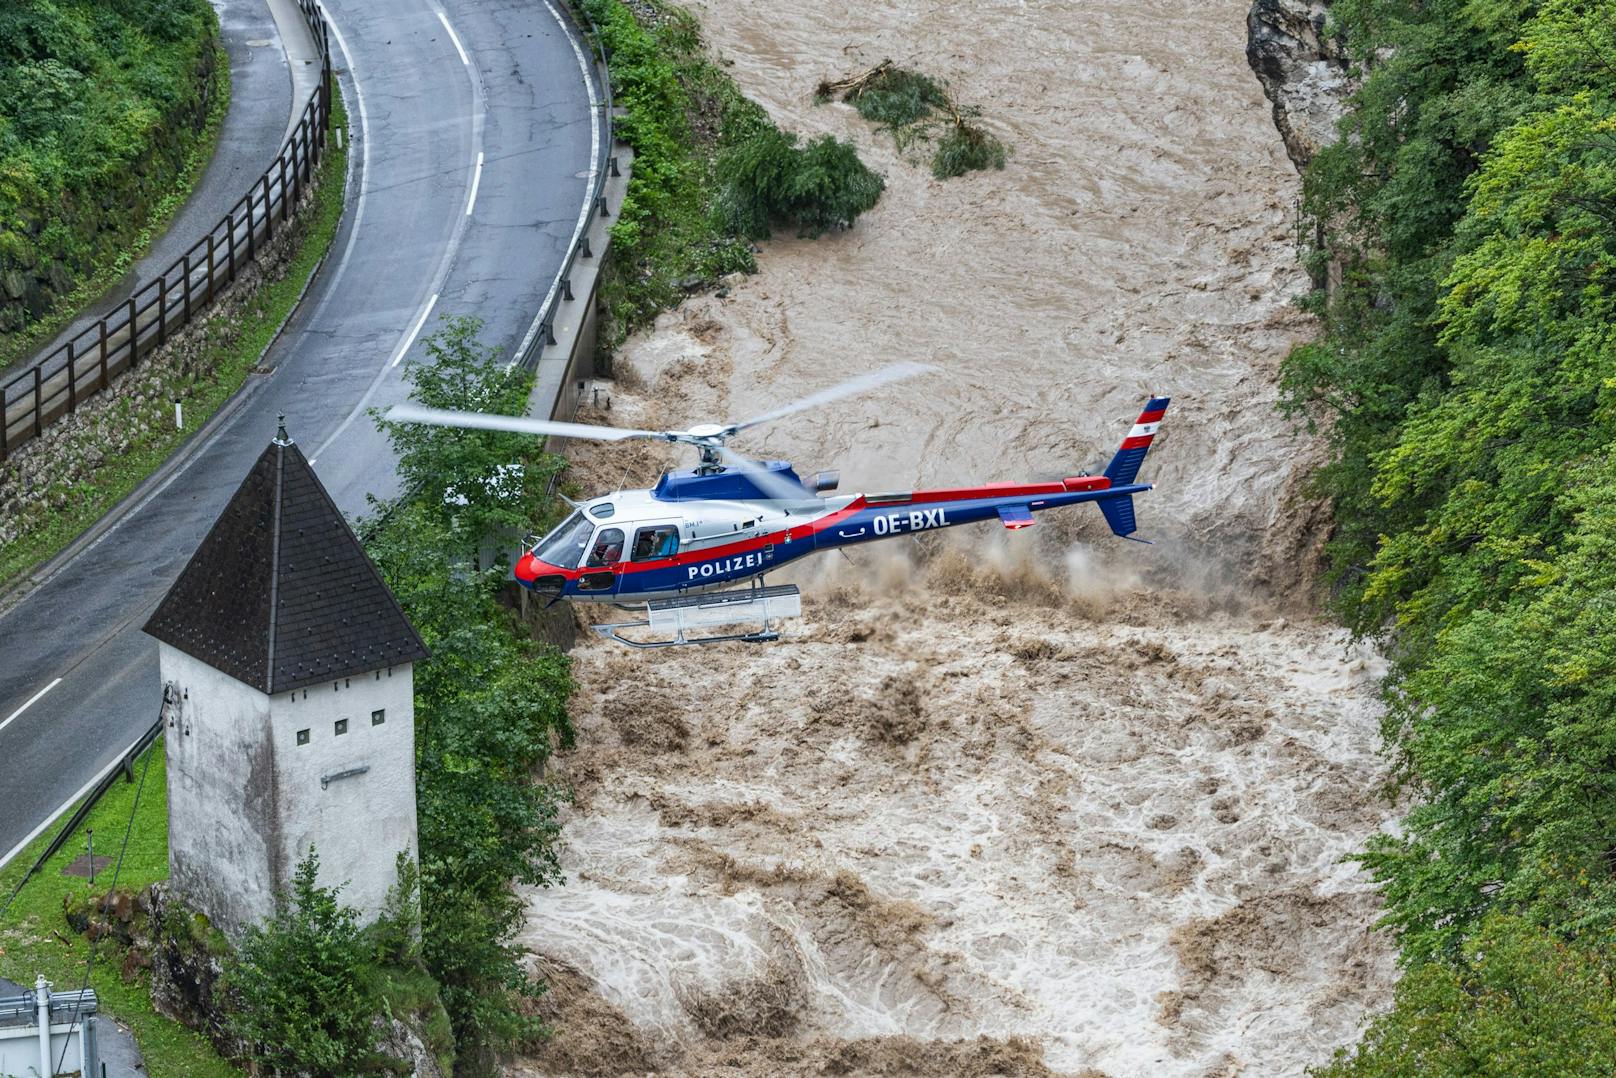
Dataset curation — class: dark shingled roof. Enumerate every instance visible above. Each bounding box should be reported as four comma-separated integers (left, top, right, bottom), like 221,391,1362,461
144,430,429,694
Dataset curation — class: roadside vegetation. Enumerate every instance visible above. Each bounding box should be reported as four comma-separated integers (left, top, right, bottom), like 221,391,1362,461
818,60,1007,179
365,315,574,1073
1280,2,1616,1072
579,0,884,348
0,93,349,595
0,0,225,366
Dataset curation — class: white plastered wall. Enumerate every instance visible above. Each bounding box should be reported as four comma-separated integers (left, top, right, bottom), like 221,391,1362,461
269,663,418,923
160,643,418,937
159,643,280,938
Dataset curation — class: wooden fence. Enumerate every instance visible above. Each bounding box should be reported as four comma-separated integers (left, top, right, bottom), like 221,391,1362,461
0,0,333,462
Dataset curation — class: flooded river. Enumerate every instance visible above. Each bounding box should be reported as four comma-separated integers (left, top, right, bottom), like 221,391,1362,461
511,0,1397,1074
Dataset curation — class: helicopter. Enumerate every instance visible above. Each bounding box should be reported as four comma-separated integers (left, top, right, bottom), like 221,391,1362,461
387,364,1169,647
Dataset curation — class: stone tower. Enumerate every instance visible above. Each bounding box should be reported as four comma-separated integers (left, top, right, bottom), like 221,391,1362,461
143,421,429,939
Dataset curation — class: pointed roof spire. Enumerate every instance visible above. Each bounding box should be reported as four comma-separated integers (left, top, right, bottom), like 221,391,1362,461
143,428,428,694
274,413,292,446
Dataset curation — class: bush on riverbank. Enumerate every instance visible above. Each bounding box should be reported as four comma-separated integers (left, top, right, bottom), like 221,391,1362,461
578,0,882,345
0,0,221,348
1283,1,1616,1070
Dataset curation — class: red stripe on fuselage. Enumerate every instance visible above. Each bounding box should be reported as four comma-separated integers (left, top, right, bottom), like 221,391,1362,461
543,480,1103,582
1139,407,1166,424
1119,434,1154,449
618,482,1083,576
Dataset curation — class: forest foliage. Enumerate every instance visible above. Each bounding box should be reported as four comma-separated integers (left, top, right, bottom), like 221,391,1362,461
1285,1,1616,1072
0,0,218,337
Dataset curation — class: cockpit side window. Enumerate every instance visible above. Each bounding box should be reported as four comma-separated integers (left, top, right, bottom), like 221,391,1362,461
631,525,680,561
586,527,625,567
534,511,594,569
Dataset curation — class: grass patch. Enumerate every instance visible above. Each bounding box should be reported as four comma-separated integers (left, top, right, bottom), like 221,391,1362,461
0,89,350,594
580,0,881,348
0,741,238,1077
819,60,1007,179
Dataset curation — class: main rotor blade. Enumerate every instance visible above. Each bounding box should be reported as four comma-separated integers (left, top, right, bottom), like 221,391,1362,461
721,362,936,436
717,446,822,504
385,404,666,443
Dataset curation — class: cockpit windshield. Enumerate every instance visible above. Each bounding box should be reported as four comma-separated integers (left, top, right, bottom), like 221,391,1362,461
533,510,594,569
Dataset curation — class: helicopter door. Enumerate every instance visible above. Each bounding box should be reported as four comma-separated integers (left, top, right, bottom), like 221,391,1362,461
577,526,625,595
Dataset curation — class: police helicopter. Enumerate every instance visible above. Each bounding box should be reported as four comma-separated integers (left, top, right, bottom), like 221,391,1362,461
387,364,1169,647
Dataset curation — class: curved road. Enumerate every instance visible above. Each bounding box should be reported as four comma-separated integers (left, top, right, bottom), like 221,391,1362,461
0,0,601,865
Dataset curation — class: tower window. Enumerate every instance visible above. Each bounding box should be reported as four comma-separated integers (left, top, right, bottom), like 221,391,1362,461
334,719,348,736
371,709,385,726
296,729,310,746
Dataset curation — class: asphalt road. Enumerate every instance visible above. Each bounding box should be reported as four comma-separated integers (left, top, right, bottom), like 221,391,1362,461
0,0,601,866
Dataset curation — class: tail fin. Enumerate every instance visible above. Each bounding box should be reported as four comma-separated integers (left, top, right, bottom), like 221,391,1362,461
1103,396,1170,486
1098,494,1141,539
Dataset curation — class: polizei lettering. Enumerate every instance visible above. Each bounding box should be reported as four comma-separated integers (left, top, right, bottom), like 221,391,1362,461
688,550,767,580
871,507,948,536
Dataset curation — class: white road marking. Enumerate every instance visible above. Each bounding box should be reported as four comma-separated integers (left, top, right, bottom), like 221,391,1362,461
466,151,484,215
509,0,603,370
309,0,486,462
390,293,439,367
0,728,144,872
437,10,470,65
0,677,62,735
18,4,376,595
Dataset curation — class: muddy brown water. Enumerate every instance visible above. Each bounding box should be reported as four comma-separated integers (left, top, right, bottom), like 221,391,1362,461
511,1,1397,1075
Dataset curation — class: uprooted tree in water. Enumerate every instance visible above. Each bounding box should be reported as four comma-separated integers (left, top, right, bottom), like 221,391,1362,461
818,60,1008,179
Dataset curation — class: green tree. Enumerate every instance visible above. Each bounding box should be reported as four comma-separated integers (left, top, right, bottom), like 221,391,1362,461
1316,916,1616,1077
365,316,574,1072
227,849,386,1075
372,315,562,547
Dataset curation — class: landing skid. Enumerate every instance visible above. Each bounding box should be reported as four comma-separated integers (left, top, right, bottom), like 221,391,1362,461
593,583,801,649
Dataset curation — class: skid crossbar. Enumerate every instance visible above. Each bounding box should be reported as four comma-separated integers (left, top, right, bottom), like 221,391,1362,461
593,583,801,648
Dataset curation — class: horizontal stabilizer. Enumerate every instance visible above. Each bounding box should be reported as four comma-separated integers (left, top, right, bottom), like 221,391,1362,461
998,505,1036,530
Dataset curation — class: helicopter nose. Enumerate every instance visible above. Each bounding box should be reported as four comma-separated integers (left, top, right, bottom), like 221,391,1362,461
514,552,542,583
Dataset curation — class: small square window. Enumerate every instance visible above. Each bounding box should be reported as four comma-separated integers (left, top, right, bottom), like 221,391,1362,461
334,719,348,736
296,729,310,746
371,709,385,726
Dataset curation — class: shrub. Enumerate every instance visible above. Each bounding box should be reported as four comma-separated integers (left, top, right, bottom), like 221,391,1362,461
1316,916,1616,1077
227,850,388,1074
933,122,1006,179
821,61,1007,179
846,67,948,130
580,0,881,342
716,128,884,239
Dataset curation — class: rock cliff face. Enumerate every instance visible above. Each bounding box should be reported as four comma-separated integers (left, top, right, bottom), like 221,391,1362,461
1247,0,1352,171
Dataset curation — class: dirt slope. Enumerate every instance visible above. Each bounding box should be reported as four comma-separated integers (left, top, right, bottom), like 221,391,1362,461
511,1,1397,1074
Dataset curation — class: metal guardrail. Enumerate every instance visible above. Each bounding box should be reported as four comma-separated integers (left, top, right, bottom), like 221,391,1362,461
0,0,334,462
516,0,617,377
